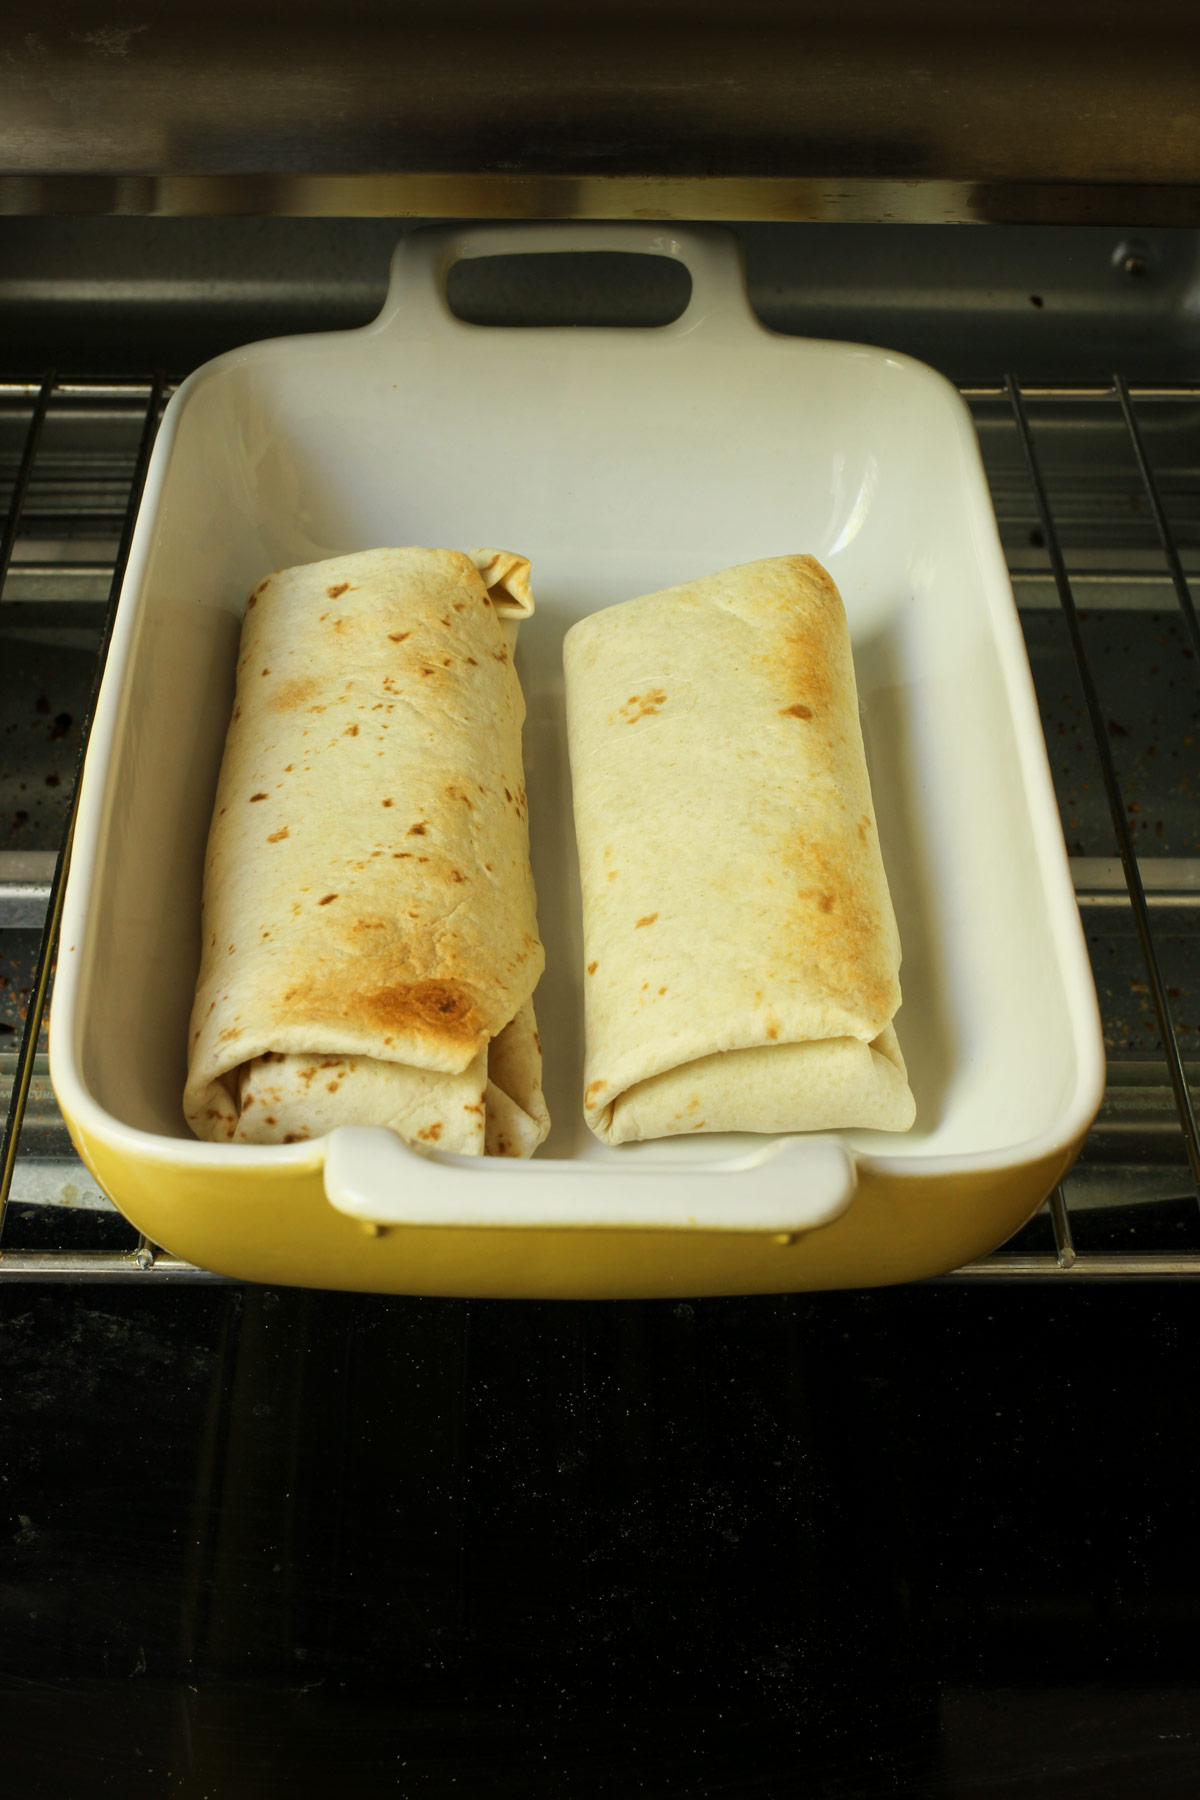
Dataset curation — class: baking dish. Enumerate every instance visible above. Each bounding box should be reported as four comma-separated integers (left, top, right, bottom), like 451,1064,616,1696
48,223,1105,1297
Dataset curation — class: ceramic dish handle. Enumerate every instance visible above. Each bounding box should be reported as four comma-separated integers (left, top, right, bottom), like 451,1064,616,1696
375,223,753,337
323,1127,857,1238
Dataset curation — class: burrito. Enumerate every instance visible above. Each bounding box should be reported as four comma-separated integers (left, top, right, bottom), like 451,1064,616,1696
564,554,915,1145
184,546,548,1156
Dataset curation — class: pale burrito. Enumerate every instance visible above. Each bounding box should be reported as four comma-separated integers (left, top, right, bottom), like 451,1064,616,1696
184,546,549,1157
564,554,915,1145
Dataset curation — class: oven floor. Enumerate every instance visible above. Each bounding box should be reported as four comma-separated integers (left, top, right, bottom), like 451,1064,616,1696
1,1283,1198,1798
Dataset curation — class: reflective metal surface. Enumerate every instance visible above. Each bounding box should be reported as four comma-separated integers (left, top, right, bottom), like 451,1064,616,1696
2,4,1200,223
7,174,1200,227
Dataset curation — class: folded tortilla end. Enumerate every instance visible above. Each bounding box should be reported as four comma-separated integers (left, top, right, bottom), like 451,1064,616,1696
471,547,535,618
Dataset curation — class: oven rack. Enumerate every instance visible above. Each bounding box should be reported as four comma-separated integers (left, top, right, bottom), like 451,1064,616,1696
0,375,1197,1282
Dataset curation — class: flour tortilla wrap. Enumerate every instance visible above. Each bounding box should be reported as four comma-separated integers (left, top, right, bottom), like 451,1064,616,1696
184,546,548,1156
563,555,915,1145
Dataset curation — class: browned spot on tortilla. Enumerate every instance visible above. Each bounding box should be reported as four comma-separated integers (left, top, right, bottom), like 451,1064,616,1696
607,871,618,882
420,666,436,676
262,1051,285,1063
858,814,873,841
318,893,338,905
770,557,845,724
635,913,659,928
264,1116,277,1127
463,1101,483,1115
584,1080,606,1105
382,798,394,808
619,688,667,723
394,851,413,858
781,703,813,720
344,723,359,737
268,675,321,714
267,826,289,843
587,961,598,975
450,870,467,883
260,668,270,677
327,582,351,598
355,980,488,1055
249,792,268,803
418,1121,444,1142
691,1121,707,1130
532,1031,541,1053
658,986,668,995
389,631,410,642
284,763,294,772
326,1080,341,1093
283,1132,308,1144
466,656,478,666
408,822,426,835
783,833,895,1023
446,785,472,808
454,602,467,612
492,645,508,662
766,1023,779,1040
242,1093,255,1107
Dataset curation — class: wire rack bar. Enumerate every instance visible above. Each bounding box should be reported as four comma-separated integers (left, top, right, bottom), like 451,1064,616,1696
1006,374,1200,1205
1048,1185,1077,1269
0,374,53,593
936,1254,1200,1282
962,384,1200,402
0,380,172,401
0,1250,230,1281
0,375,165,1245
1113,373,1200,667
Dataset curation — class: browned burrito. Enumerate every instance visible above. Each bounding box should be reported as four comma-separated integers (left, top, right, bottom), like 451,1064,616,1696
184,547,549,1156
563,554,915,1145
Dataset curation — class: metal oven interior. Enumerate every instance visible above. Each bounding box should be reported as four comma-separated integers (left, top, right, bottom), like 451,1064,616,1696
1,220,1197,1281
